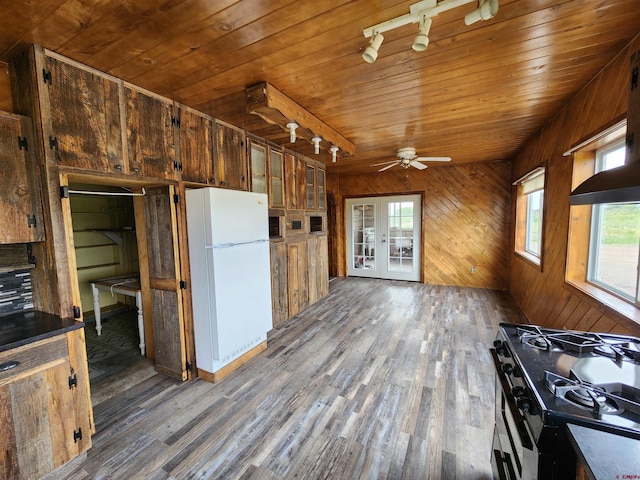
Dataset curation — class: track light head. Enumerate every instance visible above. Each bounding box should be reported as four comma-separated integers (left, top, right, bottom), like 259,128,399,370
311,136,322,154
464,0,498,25
286,122,298,143
330,145,339,163
412,16,432,52
362,32,384,64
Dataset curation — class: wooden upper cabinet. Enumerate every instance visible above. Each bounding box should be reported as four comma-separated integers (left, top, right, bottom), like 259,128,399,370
305,164,316,210
249,137,267,194
0,112,44,244
285,152,306,209
177,106,213,184
38,53,124,172
317,168,326,210
125,86,177,179
213,119,247,191
269,147,285,208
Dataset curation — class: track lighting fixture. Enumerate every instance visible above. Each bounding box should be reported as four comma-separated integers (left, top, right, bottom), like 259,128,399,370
311,136,322,154
362,32,384,64
286,122,298,143
412,15,432,51
362,0,499,62
464,0,499,25
330,146,339,163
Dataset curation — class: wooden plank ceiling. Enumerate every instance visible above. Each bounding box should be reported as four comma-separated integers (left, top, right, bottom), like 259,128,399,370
0,0,639,176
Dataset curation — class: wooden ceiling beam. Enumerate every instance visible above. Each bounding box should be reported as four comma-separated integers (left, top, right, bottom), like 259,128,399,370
246,81,355,157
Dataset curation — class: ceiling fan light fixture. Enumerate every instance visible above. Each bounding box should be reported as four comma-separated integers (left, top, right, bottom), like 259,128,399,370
286,121,299,143
362,32,384,63
330,145,339,163
464,0,499,25
311,136,322,154
412,16,432,52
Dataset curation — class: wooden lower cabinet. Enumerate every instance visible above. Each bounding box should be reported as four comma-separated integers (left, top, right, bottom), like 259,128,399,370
308,235,329,304
287,239,309,318
269,241,289,326
0,330,92,480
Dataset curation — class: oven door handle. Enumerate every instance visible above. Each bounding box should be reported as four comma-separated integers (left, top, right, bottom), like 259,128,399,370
490,348,534,450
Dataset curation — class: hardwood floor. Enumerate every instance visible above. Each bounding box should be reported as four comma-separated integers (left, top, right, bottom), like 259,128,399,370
54,278,525,479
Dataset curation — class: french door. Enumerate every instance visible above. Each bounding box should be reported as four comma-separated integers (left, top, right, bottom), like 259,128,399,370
346,195,421,281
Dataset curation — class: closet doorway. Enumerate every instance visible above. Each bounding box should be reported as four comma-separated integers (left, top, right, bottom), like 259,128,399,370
63,177,190,403
345,195,422,281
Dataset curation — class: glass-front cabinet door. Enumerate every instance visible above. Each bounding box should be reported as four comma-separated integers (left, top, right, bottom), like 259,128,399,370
346,195,421,281
305,165,316,209
269,147,284,207
317,169,326,209
249,140,267,194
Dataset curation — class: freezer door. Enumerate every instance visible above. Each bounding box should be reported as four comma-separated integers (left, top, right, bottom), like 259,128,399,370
203,188,269,246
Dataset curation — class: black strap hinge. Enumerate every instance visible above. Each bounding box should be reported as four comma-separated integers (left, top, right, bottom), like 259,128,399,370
632,65,638,91
18,136,28,150
60,186,69,198
73,428,82,443
49,136,58,149
186,361,192,372
42,69,52,85
27,215,37,228
68,369,77,389
179,280,187,289
173,161,183,172
173,193,181,204
171,116,181,127
73,306,81,319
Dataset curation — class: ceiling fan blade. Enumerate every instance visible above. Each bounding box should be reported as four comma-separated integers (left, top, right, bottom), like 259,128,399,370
415,156,452,162
409,160,428,170
378,163,398,172
371,160,398,167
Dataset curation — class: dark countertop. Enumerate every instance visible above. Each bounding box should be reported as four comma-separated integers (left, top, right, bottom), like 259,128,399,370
0,310,83,352
567,423,640,480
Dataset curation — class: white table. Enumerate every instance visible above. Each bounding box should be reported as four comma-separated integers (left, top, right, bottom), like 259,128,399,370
90,274,145,355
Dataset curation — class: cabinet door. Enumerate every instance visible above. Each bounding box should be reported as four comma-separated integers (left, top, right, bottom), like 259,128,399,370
40,54,124,172
287,240,309,317
317,168,326,210
178,108,213,184
269,241,289,326
305,164,316,209
0,112,44,243
125,87,176,179
269,147,285,208
0,336,85,480
249,139,267,194
214,120,247,190
285,152,306,209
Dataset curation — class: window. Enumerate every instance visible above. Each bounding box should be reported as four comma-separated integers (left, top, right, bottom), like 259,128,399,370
514,167,546,265
587,140,640,305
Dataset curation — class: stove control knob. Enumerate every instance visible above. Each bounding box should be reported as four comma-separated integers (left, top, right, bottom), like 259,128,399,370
501,363,514,375
493,340,509,356
516,397,532,413
512,386,526,398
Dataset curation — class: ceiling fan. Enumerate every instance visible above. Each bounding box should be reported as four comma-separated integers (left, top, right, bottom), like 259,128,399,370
372,147,451,172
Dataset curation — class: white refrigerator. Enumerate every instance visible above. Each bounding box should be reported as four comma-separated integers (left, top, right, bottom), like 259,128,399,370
185,187,273,375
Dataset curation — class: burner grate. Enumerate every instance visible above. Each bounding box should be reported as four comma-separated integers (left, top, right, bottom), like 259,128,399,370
545,370,640,417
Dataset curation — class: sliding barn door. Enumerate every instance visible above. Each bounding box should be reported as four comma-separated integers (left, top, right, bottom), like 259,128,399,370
137,186,188,380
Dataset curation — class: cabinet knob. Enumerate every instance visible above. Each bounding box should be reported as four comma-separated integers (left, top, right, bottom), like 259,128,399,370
115,164,123,171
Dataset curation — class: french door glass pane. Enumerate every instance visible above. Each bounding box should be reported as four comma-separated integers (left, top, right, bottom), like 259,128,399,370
388,201,414,273
352,204,375,270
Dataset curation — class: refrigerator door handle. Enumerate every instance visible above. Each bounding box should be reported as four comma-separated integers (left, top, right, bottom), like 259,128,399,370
213,239,268,249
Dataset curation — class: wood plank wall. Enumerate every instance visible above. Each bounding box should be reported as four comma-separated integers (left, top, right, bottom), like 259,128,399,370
329,160,511,290
509,34,640,337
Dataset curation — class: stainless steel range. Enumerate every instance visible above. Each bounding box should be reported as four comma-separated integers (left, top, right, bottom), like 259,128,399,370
490,323,640,479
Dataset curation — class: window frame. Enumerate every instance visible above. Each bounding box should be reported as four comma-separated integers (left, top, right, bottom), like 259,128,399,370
514,166,546,268
565,120,640,325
